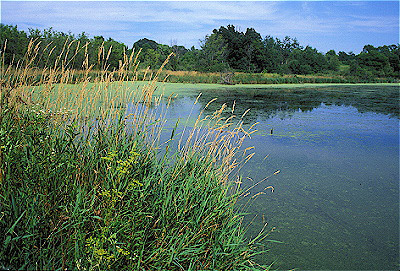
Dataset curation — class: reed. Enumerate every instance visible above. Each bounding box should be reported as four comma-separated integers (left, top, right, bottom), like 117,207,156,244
0,40,271,270
155,70,397,85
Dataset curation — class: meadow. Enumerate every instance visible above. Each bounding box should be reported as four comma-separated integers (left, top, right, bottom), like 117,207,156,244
0,42,273,270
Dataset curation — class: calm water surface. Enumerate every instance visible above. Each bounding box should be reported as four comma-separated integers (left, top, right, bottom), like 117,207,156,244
159,85,399,270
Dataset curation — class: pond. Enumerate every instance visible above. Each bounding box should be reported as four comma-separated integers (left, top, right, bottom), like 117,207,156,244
157,84,399,270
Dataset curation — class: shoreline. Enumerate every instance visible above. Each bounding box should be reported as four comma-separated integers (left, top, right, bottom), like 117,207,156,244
147,81,400,96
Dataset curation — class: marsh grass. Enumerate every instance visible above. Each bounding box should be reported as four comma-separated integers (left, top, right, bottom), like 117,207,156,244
0,40,271,270
155,70,397,85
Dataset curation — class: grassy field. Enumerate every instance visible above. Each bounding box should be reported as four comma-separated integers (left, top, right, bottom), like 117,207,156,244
0,42,273,270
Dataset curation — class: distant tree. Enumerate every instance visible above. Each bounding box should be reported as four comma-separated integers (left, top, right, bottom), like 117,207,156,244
158,43,174,69
205,25,268,72
103,37,128,70
349,59,370,79
134,38,172,69
0,24,29,65
357,44,392,77
325,50,340,71
212,25,247,71
243,28,265,72
287,49,308,74
287,46,327,74
376,44,399,77
338,51,356,65
198,32,229,72
75,32,91,69
178,46,201,71
262,36,283,73
169,44,187,71
277,36,301,64
134,38,158,51
1,23,398,79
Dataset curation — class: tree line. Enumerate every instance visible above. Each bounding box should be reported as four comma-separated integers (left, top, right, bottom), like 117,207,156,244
1,24,399,79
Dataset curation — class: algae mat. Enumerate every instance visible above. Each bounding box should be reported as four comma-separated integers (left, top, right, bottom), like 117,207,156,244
155,83,399,270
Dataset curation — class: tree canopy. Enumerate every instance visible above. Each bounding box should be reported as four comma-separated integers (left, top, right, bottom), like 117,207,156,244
1,24,398,78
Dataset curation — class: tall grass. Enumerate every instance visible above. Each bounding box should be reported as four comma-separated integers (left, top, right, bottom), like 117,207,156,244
157,70,398,84
0,40,271,270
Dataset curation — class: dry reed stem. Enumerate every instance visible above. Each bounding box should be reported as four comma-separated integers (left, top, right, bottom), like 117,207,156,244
1,39,256,190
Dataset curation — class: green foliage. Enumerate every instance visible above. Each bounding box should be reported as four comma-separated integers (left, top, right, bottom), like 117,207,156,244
325,50,340,71
0,102,267,270
356,45,397,77
133,38,188,71
198,33,230,72
287,46,328,75
0,24,130,71
338,51,356,65
212,25,248,71
0,24,29,65
1,23,398,80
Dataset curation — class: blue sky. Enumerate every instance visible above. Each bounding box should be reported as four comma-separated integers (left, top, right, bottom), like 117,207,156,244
1,1,398,53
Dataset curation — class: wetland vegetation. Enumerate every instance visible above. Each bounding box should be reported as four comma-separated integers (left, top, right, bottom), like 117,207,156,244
0,41,272,270
0,23,399,270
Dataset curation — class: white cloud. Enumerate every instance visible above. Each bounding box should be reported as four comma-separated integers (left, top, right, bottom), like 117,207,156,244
1,1,280,47
1,1,398,52
3,1,279,25
348,16,399,32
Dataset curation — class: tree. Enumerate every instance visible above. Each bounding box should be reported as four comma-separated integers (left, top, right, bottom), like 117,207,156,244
325,50,340,71
287,46,327,74
376,44,399,77
243,28,265,72
1,23,398,79
338,51,356,65
213,25,247,71
0,24,29,65
358,44,392,77
277,36,301,65
261,36,284,73
178,46,201,71
134,38,158,51
198,32,229,72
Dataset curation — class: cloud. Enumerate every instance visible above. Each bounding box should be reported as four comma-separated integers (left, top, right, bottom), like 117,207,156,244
348,16,399,32
1,1,398,52
3,1,278,25
1,1,280,47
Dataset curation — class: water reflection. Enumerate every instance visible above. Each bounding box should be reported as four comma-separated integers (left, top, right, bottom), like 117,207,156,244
193,85,399,123
162,85,399,270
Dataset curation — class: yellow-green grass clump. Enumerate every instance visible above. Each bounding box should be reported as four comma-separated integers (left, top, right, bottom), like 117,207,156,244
0,40,271,270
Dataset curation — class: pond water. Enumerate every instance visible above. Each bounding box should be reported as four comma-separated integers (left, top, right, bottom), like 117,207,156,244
158,84,399,270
